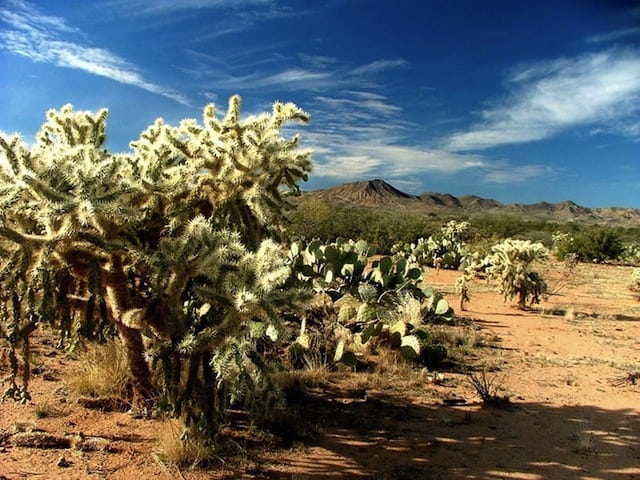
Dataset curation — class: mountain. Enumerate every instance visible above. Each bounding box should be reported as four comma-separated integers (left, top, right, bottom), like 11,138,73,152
419,192,462,208
310,179,422,207
459,195,502,210
304,179,640,226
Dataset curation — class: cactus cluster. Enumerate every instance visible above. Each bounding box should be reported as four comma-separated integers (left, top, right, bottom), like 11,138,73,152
288,238,453,366
288,238,372,294
392,220,470,270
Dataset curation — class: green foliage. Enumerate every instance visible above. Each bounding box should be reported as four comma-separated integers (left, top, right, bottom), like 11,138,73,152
0,96,311,439
469,214,557,244
552,228,625,263
287,238,453,367
485,239,549,309
288,238,373,295
286,198,439,252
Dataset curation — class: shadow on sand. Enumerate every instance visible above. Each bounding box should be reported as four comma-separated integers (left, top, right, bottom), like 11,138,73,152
258,385,639,480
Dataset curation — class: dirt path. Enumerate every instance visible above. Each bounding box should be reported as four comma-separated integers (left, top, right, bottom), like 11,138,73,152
1,262,639,479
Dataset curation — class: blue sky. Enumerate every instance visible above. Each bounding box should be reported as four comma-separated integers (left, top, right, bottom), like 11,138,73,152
1,0,639,208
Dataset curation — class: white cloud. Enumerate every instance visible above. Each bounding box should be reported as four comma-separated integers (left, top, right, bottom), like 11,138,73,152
0,0,190,105
351,59,409,76
586,27,640,44
213,68,335,91
314,155,384,178
446,49,640,151
483,165,550,184
314,93,402,117
308,131,485,180
303,89,488,184
100,0,272,16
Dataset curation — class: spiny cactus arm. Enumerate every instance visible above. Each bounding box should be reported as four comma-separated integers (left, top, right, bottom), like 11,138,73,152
0,223,49,245
36,104,108,148
0,134,27,176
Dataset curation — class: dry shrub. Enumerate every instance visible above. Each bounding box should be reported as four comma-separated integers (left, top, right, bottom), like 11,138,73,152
370,347,413,377
155,419,216,468
67,340,130,399
467,369,510,407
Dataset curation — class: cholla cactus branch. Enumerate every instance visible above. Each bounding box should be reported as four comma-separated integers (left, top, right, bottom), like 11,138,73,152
0,95,312,438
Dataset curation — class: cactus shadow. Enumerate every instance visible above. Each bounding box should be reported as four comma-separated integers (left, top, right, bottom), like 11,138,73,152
261,387,640,480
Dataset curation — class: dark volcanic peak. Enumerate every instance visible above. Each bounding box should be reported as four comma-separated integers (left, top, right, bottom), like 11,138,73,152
359,179,417,199
314,179,419,206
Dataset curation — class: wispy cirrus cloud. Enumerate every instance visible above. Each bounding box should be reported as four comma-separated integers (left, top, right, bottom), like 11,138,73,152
483,164,551,184
303,90,486,183
97,0,305,42
212,68,335,91
446,49,640,151
0,0,190,105
99,0,273,16
189,53,412,93
586,27,640,44
351,59,410,76
311,141,486,179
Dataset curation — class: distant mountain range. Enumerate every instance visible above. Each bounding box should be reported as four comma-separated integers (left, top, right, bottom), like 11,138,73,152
304,179,640,226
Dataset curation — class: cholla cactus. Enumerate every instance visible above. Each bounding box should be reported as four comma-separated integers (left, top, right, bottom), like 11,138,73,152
454,275,471,311
631,268,640,295
0,96,311,435
392,220,470,270
485,239,549,309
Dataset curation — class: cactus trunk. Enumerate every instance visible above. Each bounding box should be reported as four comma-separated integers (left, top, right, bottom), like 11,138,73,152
105,255,155,404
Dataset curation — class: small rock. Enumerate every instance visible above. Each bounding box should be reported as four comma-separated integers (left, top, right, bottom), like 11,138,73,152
57,455,72,468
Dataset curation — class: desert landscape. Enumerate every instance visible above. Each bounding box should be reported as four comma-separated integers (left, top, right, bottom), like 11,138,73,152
1,259,638,480
2,1,640,478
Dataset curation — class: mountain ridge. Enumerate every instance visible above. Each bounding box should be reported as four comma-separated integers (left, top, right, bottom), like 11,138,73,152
304,179,640,226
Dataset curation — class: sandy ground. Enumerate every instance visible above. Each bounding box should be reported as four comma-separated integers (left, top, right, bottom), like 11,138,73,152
1,261,639,479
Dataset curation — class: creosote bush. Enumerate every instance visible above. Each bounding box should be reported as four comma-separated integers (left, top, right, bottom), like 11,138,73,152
552,228,624,263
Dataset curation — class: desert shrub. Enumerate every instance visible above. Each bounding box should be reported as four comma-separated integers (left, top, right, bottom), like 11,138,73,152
470,214,557,244
622,243,640,265
485,239,549,309
68,340,130,400
155,419,216,468
553,228,624,262
287,200,440,252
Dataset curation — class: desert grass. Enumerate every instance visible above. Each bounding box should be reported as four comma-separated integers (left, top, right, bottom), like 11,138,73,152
571,417,599,454
67,340,130,400
154,419,216,468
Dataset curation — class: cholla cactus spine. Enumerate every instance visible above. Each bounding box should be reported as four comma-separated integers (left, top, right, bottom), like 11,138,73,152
0,96,312,437
485,239,549,309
